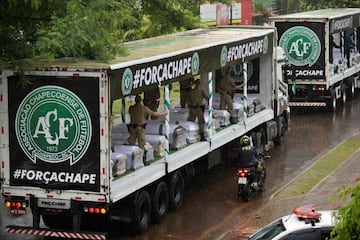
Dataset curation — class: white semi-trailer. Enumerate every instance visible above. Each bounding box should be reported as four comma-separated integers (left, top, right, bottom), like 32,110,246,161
270,8,360,111
0,26,288,239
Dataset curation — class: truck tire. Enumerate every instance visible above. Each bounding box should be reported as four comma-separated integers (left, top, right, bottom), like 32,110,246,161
347,78,355,100
327,90,337,112
132,190,151,234
240,185,251,202
341,84,347,105
151,181,169,223
168,171,184,211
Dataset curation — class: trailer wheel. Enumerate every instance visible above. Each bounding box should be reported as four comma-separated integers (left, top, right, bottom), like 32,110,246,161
168,171,184,211
341,84,347,105
132,190,151,234
151,181,169,223
327,90,337,112
347,78,355,100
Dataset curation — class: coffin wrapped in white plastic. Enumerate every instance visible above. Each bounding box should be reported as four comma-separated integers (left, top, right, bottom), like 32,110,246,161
113,145,144,170
213,110,231,126
144,142,154,165
112,123,129,134
169,108,189,122
111,152,127,177
145,120,187,150
177,120,200,143
231,102,244,124
146,135,166,157
204,110,220,130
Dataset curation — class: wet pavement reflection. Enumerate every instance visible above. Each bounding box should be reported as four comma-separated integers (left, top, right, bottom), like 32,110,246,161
1,96,360,240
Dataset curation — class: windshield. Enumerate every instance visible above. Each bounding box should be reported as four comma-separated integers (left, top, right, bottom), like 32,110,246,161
248,219,286,240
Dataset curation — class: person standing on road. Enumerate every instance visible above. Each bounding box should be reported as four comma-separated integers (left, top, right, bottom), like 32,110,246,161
187,78,208,141
128,95,168,150
143,85,161,119
218,68,245,113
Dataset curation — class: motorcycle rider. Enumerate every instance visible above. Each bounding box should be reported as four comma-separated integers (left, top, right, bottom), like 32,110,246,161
237,135,265,189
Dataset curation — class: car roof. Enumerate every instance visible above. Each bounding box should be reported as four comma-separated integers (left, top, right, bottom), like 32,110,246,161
249,209,336,240
282,210,335,230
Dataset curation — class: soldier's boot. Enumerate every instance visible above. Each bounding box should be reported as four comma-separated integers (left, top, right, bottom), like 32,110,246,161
200,133,206,141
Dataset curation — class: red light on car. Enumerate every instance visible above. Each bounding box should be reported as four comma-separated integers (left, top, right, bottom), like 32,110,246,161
293,204,321,220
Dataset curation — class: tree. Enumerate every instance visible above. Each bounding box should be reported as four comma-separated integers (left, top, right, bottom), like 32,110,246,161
272,0,300,15
252,3,272,25
299,0,359,10
329,183,360,239
0,0,203,67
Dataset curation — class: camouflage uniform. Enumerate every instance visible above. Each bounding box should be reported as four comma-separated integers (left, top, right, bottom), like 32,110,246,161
128,96,154,149
143,86,160,119
218,71,238,113
179,77,193,108
187,79,208,141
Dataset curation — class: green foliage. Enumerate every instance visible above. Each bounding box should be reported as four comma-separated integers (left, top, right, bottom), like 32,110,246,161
253,3,272,25
329,183,360,239
272,0,300,15
0,0,202,66
35,0,136,61
299,0,360,10
139,0,202,38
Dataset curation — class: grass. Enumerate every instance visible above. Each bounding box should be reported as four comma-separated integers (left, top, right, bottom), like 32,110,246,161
272,138,360,200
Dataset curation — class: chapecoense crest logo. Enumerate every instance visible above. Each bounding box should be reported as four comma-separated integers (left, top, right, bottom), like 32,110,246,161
279,26,321,67
15,86,92,165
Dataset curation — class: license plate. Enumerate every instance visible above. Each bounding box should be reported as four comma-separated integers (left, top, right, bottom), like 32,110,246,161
38,198,71,209
238,177,247,184
10,208,26,215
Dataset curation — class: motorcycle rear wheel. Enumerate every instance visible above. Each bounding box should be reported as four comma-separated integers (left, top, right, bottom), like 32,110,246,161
240,185,251,202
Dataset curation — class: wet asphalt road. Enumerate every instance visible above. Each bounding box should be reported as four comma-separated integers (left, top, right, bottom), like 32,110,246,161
1,95,360,240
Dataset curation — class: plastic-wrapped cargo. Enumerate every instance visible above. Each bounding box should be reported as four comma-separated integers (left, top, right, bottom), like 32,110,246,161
111,152,127,177
146,120,187,150
143,135,166,157
204,111,220,130
231,102,244,124
143,143,154,165
169,108,189,122
177,120,200,143
113,145,144,170
213,110,231,126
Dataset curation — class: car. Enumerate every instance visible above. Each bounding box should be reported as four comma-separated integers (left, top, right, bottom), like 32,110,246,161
248,204,337,240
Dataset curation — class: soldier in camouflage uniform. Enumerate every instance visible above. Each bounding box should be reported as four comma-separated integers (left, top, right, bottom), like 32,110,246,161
143,85,161,119
187,78,209,141
128,95,168,149
218,69,245,113
179,77,193,108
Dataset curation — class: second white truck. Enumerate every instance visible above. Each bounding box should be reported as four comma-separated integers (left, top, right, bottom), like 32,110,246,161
270,8,360,111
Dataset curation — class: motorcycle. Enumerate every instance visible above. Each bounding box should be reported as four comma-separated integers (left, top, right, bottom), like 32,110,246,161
237,155,268,201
